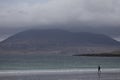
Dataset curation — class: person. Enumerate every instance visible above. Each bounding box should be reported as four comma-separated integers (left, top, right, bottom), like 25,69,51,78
98,65,101,80
98,65,101,73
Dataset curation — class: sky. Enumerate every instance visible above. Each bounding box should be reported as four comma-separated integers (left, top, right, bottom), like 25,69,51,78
0,0,120,41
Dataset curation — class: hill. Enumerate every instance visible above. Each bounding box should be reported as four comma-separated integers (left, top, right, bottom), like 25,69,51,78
0,29,119,55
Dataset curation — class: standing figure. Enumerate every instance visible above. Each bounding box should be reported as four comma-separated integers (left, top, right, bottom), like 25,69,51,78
98,65,101,73
98,65,101,80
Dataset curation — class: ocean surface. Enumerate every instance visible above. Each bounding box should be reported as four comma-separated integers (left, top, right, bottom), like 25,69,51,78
0,54,120,70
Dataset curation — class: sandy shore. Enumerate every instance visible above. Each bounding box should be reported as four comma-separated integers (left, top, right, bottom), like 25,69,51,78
0,69,120,80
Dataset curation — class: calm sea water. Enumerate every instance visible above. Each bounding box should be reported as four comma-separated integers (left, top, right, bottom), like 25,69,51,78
0,54,120,70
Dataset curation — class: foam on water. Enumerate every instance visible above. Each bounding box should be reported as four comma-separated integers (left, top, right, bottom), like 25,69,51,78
0,68,120,76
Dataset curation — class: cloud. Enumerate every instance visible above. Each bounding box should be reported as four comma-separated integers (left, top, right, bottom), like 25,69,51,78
0,0,50,27
32,0,120,26
0,0,120,40
1,0,120,27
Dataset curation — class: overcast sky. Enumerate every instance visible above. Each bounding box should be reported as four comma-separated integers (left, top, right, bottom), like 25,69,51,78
0,0,120,41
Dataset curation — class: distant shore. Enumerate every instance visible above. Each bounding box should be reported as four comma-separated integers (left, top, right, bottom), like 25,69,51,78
74,53,120,57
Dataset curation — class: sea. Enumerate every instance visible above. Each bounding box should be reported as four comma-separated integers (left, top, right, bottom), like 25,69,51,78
0,54,120,70
0,55,120,80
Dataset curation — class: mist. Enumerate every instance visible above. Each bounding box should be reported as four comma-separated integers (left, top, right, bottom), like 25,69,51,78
0,0,120,41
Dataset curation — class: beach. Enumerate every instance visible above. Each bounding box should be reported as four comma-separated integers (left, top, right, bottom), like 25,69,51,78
0,69,120,80
0,56,120,80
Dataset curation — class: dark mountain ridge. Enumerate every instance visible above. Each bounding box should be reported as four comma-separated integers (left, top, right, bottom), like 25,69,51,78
0,29,119,55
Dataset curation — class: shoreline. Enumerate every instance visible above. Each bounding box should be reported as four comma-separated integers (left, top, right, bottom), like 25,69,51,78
0,68,120,76
0,69,120,80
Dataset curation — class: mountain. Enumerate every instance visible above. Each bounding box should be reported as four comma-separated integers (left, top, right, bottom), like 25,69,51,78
0,29,119,55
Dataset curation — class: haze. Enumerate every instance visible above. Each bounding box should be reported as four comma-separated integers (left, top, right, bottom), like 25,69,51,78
0,0,120,41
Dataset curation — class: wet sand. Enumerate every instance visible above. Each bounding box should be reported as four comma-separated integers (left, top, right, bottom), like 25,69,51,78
0,69,120,80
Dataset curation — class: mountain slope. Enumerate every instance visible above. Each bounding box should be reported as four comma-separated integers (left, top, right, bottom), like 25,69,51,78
0,29,119,55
